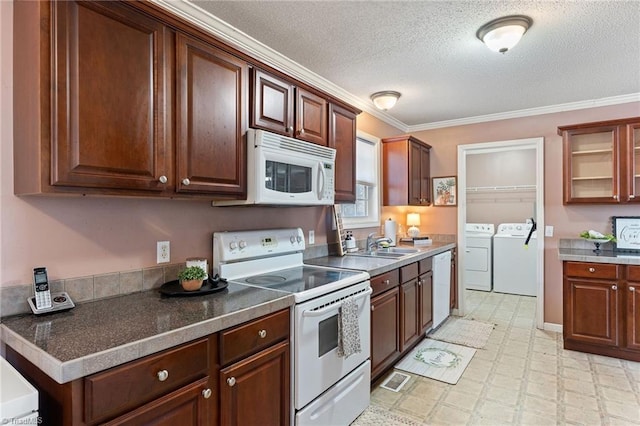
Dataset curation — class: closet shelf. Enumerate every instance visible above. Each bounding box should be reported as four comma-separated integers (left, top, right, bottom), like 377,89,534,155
466,185,536,193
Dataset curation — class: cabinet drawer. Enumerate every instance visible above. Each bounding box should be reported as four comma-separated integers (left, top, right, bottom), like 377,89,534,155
371,269,400,297
400,262,419,283
419,258,433,274
565,262,620,279
628,265,640,282
85,337,210,423
220,309,289,366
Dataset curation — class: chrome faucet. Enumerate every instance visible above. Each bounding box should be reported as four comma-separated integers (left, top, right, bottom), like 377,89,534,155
366,232,392,252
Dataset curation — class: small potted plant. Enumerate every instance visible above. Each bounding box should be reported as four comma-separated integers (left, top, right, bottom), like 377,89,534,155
178,265,207,291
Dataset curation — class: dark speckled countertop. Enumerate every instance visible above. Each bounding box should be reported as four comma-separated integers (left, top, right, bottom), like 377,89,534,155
1,282,293,384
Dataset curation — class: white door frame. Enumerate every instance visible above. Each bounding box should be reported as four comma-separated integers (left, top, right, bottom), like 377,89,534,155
457,137,545,329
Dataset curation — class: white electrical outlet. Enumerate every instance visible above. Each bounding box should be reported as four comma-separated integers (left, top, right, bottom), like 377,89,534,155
157,241,170,263
545,226,554,237
308,230,315,245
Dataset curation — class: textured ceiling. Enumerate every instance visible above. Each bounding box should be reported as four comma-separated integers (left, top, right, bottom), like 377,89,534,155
188,0,640,128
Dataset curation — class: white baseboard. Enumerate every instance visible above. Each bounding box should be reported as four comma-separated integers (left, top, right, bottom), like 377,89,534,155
543,322,562,333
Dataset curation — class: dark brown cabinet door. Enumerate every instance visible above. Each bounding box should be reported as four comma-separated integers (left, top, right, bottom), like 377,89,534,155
626,266,640,351
382,135,431,206
623,122,640,203
176,33,247,196
419,271,433,333
296,88,328,145
51,1,170,192
104,378,211,426
400,279,420,351
564,278,619,346
371,288,401,381
219,341,290,426
250,68,295,137
328,103,357,202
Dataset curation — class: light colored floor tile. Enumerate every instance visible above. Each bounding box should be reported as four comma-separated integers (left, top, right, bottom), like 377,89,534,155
395,394,435,420
563,390,599,410
485,384,520,406
601,386,639,403
522,395,557,416
562,366,593,382
429,404,472,425
564,405,603,424
525,380,557,400
604,399,640,422
527,370,557,386
444,388,479,411
490,373,522,391
477,401,516,424
519,410,556,426
597,373,633,391
563,377,597,396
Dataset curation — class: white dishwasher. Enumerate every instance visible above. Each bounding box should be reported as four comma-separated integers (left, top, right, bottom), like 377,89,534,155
432,251,452,329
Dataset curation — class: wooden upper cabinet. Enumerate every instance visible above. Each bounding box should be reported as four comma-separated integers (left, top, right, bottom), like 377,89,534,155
14,1,171,194
175,33,247,197
250,68,328,145
559,117,640,204
328,103,358,202
295,88,327,145
382,135,432,205
250,68,295,137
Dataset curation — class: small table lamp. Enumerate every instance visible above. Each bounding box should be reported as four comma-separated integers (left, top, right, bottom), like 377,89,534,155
407,213,421,238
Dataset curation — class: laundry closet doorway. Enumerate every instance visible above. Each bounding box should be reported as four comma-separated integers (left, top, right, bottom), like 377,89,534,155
457,138,545,329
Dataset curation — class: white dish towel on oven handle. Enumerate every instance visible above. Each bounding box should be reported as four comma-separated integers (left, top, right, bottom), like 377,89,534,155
337,296,361,358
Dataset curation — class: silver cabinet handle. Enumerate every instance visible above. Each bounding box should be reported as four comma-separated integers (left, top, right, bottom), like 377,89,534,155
588,267,596,273
158,175,168,184
182,178,190,186
227,377,236,387
383,279,390,285
630,287,636,291
371,305,375,312
258,329,267,339
157,370,169,382
202,388,212,399
612,285,618,290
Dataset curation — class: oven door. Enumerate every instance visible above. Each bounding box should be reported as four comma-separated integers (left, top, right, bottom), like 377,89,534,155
294,281,371,410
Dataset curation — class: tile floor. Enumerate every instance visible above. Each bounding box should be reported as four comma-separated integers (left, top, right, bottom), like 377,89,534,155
369,290,640,425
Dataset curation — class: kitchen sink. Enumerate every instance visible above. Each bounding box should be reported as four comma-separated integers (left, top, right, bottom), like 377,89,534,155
347,247,419,259
376,247,419,254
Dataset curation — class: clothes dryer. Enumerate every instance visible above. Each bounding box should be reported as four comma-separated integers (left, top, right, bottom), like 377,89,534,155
493,223,537,296
464,223,495,291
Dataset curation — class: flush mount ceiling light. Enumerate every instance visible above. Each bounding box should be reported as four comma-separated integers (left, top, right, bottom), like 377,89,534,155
371,91,401,110
476,15,532,53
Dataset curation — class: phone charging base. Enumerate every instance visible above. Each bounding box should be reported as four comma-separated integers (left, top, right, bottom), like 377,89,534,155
28,292,75,315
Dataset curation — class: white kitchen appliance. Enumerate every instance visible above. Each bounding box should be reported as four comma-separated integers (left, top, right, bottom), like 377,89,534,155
463,223,495,292
0,356,39,422
213,228,371,426
432,251,452,329
213,129,336,206
493,223,537,296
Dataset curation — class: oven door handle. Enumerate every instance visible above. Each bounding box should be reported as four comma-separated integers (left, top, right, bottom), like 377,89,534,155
302,287,372,317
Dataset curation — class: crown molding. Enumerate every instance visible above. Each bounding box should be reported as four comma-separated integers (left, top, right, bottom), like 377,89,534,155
150,1,638,134
407,93,640,132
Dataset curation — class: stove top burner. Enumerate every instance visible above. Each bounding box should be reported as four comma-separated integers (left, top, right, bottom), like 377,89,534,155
245,276,287,285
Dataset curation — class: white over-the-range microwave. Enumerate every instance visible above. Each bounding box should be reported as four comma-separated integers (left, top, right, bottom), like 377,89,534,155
213,129,336,206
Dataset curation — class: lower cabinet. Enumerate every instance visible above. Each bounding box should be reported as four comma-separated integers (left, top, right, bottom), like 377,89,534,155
563,261,640,361
5,309,291,425
371,257,437,383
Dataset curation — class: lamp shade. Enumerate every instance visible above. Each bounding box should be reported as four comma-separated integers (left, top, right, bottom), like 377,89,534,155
406,213,421,226
477,15,532,53
371,91,401,110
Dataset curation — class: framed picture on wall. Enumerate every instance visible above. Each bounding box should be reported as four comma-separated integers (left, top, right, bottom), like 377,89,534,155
612,216,640,252
433,176,457,206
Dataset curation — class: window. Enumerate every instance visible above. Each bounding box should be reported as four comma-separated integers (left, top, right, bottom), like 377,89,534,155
340,131,380,228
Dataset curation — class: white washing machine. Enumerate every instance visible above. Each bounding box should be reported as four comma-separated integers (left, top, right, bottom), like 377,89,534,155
493,223,537,296
464,223,495,292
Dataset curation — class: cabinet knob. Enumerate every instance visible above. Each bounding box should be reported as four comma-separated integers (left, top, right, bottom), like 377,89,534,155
418,279,422,286
630,195,636,199
227,377,236,387
157,370,169,382
630,286,636,292
258,329,267,338
202,388,212,399
612,285,618,290
613,195,619,200
588,267,596,273
182,178,191,186
286,126,293,132
158,175,168,184
371,305,375,312
384,279,390,285
298,129,305,135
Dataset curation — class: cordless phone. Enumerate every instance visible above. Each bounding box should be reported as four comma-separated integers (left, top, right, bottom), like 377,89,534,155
33,267,52,309
28,266,75,315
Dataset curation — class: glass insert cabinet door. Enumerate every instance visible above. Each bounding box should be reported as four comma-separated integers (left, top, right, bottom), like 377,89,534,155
560,118,640,205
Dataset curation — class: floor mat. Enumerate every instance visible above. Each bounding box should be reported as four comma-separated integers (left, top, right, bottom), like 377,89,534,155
394,339,476,385
427,316,494,349
351,404,421,426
